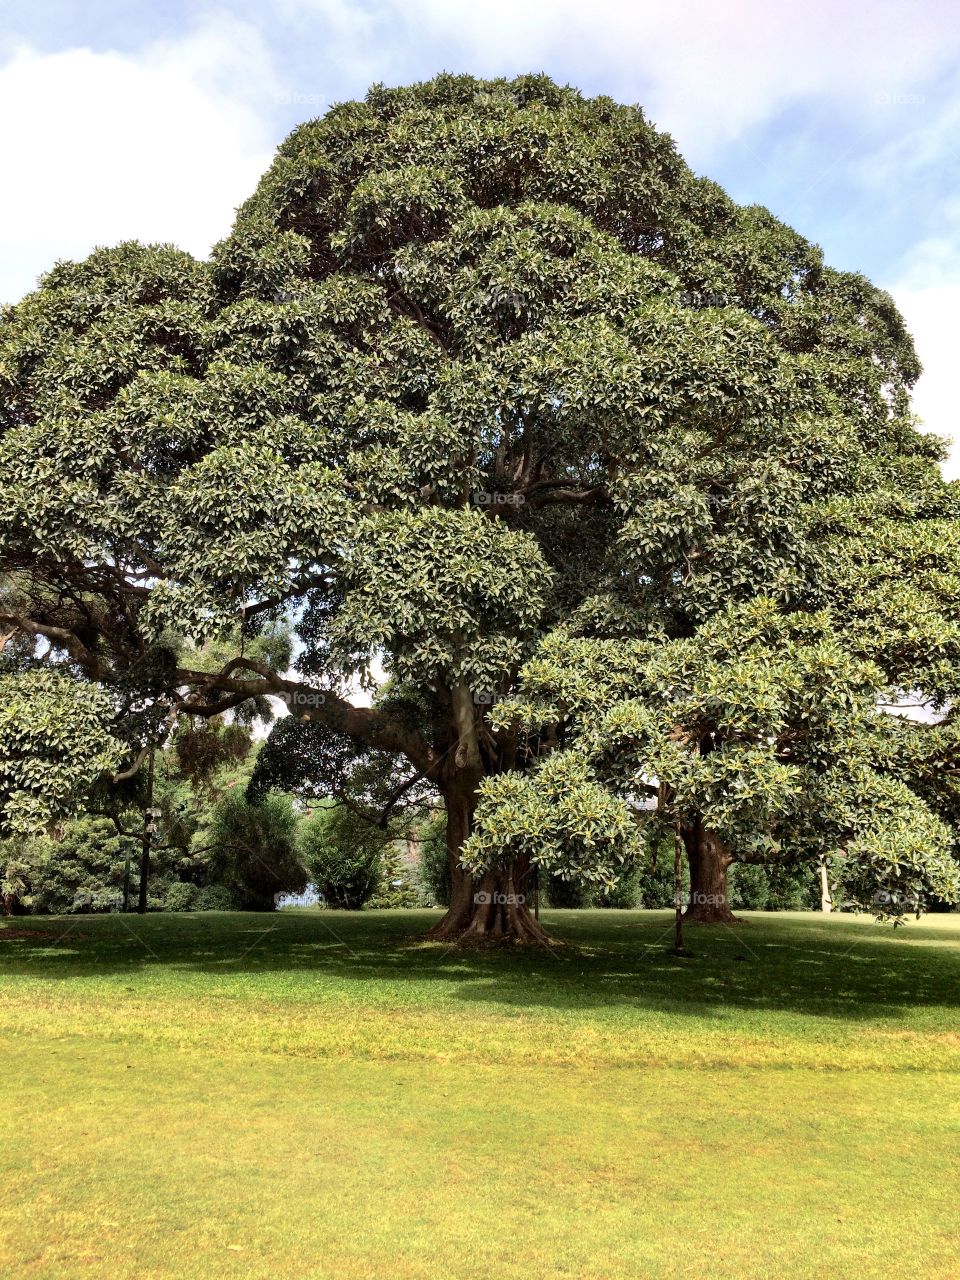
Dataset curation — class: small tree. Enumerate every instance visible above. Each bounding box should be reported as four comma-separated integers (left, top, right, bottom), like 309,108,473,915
12,817,136,915
208,790,305,910
298,804,385,909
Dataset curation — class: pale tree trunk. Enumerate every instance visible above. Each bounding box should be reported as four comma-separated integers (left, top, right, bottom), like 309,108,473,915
682,820,740,924
819,859,833,912
426,768,553,945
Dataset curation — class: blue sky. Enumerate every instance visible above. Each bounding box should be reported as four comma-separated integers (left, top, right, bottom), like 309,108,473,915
2,0,958,465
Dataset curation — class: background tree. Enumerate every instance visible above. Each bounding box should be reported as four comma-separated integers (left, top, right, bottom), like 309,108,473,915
207,789,305,911
250,694,436,908
2,75,958,939
0,716,287,915
297,803,386,909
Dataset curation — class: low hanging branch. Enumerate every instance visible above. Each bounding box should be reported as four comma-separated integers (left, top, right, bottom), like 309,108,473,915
175,657,440,780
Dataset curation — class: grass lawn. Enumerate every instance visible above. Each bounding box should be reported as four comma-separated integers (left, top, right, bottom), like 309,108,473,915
1,908,958,1279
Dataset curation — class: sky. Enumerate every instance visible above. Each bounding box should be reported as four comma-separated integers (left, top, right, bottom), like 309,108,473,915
2,0,959,470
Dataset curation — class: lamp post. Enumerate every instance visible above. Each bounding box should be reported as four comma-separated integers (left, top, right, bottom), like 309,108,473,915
674,821,684,954
122,843,133,913
136,741,158,915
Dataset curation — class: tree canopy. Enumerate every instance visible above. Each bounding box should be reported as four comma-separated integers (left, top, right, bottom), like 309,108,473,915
1,73,958,938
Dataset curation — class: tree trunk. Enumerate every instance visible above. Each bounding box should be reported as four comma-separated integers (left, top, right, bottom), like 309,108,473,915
426,770,553,946
682,821,739,924
819,859,833,912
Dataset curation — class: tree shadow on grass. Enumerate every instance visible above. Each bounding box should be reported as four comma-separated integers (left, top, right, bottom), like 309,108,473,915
2,909,959,1025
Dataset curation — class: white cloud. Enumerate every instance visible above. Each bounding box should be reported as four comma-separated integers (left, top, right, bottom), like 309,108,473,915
887,226,960,479
271,0,388,91
0,17,282,304
892,282,960,480
311,0,960,160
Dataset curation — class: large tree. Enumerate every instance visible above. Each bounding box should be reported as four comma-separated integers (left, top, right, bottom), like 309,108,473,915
464,599,960,923
2,74,958,938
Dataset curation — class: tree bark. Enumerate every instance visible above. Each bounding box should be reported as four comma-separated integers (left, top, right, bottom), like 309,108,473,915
819,859,833,912
682,821,740,924
426,770,553,945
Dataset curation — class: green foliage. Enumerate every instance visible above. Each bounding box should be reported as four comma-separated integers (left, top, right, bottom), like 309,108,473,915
1,74,959,922
635,852,689,910
728,863,818,912
594,866,641,909
174,721,252,786
367,837,425,909
158,880,201,912
462,747,641,892
0,714,303,916
544,872,591,909
247,718,366,805
0,816,206,915
543,856,646,908
0,669,122,836
207,790,305,911
29,818,133,914
473,599,960,915
415,815,451,907
298,804,384,909
1,832,51,913
194,884,235,911
546,845,683,909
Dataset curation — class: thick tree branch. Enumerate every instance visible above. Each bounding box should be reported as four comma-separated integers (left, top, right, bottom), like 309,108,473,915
387,291,451,356
521,482,610,508
176,657,440,778
111,744,151,784
0,611,103,675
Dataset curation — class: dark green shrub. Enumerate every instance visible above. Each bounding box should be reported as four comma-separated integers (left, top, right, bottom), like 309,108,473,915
22,818,135,914
209,790,306,910
1,818,255,915
156,881,199,912
595,866,641,908
635,840,689,909
728,863,769,910
193,884,234,911
298,804,383,909
728,862,817,911
766,864,817,910
544,872,592,908
416,815,450,907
